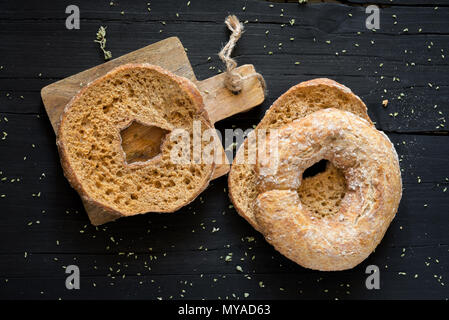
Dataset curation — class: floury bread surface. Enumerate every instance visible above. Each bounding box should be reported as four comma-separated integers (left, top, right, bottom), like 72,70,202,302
228,78,373,230
255,109,402,271
57,64,215,219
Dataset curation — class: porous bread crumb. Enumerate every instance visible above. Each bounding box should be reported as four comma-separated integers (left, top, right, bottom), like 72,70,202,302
298,162,347,218
57,64,214,217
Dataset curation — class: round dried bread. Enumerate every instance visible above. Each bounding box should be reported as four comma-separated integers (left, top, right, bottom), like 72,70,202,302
255,109,402,271
57,64,215,217
228,79,374,231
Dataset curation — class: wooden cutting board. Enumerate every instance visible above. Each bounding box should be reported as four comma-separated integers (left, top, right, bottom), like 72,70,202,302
41,36,265,225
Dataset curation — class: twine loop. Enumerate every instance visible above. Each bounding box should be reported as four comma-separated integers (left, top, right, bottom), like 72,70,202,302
218,15,266,95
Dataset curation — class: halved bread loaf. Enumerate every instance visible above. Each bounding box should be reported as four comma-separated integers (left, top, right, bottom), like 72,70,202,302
228,78,373,230
57,64,215,219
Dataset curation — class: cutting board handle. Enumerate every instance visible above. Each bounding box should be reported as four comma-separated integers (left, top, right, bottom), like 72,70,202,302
197,64,265,124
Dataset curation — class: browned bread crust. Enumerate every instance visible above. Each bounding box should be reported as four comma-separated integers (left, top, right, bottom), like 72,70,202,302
228,78,373,230
255,109,402,271
57,64,215,220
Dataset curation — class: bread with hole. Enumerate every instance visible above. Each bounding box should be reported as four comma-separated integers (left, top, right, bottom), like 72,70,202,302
57,64,215,224
255,108,402,271
228,78,373,231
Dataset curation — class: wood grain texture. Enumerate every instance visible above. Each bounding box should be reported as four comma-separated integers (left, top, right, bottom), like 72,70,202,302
120,122,170,164
0,0,448,300
198,64,265,124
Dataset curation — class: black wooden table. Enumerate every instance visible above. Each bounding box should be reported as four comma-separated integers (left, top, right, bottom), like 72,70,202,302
1,0,448,300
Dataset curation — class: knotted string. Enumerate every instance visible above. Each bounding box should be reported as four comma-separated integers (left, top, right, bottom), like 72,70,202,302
218,15,266,95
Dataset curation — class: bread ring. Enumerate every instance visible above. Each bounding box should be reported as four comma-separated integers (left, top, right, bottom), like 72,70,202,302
228,78,373,231
57,64,215,219
255,108,402,271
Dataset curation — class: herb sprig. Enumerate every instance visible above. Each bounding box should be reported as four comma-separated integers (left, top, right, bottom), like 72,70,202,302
94,26,112,60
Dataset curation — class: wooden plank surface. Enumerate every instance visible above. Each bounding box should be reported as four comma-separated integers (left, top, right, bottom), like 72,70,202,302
0,0,448,300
